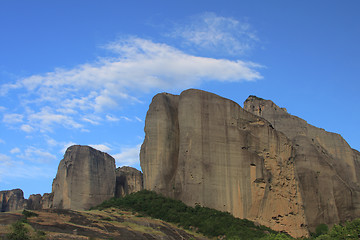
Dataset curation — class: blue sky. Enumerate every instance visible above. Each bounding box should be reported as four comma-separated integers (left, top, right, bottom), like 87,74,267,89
1,1,359,197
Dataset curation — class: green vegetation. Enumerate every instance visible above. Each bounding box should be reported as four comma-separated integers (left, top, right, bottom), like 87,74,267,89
94,190,278,239
309,219,360,239
6,221,30,240
5,210,46,240
22,210,39,218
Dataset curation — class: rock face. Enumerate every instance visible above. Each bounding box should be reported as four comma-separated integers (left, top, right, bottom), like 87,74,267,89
0,189,27,212
244,96,360,232
27,193,53,210
52,145,116,210
115,166,143,198
140,89,308,237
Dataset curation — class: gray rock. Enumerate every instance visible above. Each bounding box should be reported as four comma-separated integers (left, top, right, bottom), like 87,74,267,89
0,189,27,212
115,166,143,197
52,145,116,210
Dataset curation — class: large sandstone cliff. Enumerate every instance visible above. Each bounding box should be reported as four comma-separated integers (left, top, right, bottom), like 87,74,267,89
244,96,360,231
140,89,308,237
52,145,116,210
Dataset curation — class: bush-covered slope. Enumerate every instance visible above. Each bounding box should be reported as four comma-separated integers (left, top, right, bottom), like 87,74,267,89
94,190,283,239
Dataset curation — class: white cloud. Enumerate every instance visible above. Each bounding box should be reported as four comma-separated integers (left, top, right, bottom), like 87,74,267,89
20,124,34,133
1,35,262,132
120,116,132,122
89,144,111,153
17,146,57,163
113,144,142,167
0,106,6,111
170,12,258,56
0,139,4,144
27,107,83,132
82,115,102,125
3,113,23,124
106,114,120,122
10,147,20,154
135,116,143,122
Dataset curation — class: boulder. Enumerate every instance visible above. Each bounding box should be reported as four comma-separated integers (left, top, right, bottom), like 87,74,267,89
52,145,116,210
140,89,308,237
0,189,27,212
115,166,143,198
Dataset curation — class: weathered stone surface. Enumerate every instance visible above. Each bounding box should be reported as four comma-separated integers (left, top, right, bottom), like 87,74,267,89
27,194,42,210
27,193,53,210
140,89,308,237
0,189,27,212
244,96,360,231
41,193,54,209
52,145,116,210
115,166,143,198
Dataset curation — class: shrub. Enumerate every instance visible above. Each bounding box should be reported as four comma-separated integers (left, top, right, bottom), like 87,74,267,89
6,221,30,240
22,210,39,218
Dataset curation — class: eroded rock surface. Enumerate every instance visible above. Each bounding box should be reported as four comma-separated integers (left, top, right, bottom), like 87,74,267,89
115,166,143,198
140,89,308,237
244,96,360,231
27,193,53,210
0,189,27,212
52,145,116,210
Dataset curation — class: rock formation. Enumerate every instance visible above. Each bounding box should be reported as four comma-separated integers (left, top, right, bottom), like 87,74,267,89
52,145,116,210
115,166,143,198
244,96,360,232
140,89,309,237
27,193,53,210
0,189,27,212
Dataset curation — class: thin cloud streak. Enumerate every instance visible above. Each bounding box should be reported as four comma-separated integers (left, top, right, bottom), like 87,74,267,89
170,12,259,56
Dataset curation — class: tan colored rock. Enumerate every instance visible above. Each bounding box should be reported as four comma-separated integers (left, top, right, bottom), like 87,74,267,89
141,89,308,237
27,194,42,210
41,193,54,209
27,193,53,210
0,189,27,212
244,96,360,231
52,145,116,210
115,166,143,198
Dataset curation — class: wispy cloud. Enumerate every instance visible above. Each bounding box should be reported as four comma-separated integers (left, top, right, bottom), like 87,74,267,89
20,124,35,133
1,23,262,132
113,144,142,167
170,12,258,56
3,113,23,124
17,146,57,163
10,147,20,154
106,115,120,122
0,153,55,182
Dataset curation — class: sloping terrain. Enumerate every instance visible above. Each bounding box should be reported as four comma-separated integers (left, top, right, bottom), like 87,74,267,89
0,208,207,240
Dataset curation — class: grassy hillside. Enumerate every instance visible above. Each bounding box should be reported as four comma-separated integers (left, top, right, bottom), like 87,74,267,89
94,190,286,240
94,190,360,240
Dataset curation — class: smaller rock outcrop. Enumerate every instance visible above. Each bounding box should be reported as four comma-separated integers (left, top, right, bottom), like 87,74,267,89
52,145,116,210
0,189,27,212
27,193,53,210
115,166,143,198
